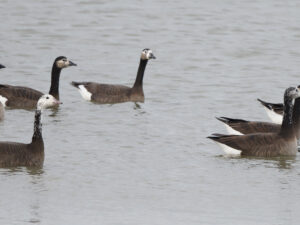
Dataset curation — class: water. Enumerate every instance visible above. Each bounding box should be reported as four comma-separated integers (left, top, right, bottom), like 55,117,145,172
1,0,300,224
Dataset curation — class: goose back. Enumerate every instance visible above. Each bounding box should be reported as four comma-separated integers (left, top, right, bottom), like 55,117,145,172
0,84,43,108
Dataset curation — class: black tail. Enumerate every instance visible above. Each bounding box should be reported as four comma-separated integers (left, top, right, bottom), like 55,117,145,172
71,81,82,88
216,117,248,124
207,133,235,140
0,64,5,69
257,98,283,110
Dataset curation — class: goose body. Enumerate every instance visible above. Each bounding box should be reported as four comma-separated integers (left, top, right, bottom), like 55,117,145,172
0,56,76,109
257,98,283,124
208,87,300,156
0,94,60,167
71,49,155,104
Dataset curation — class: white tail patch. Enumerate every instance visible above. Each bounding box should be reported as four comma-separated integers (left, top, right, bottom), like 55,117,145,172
217,143,241,155
224,124,243,135
264,108,282,124
0,95,8,107
78,85,92,101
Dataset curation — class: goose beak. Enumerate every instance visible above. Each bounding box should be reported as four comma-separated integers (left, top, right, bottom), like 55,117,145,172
69,61,77,66
149,53,156,59
0,64,5,69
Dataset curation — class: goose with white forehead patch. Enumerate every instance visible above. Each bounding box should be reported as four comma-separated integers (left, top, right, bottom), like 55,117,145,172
0,56,76,109
208,87,300,157
71,48,156,104
0,94,61,167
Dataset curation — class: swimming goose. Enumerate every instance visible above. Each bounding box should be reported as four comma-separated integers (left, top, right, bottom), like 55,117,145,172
0,56,76,109
208,87,300,156
0,64,5,69
0,94,60,167
216,97,300,138
257,98,283,124
71,48,155,104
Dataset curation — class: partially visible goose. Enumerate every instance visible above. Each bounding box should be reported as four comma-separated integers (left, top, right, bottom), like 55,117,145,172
0,94,60,167
208,87,300,156
257,98,283,124
0,65,5,120
216,97,300,139
0,56,76,109
71,48,156,104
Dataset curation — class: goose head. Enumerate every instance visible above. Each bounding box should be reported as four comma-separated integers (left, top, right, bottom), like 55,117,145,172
285,87,300,101
54,56,77,69
37,94,61,110
0,64,5,69
140,49,156,60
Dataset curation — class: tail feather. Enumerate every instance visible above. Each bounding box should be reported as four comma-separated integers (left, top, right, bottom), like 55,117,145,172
216,117,248,124
257,98,283,111
71,81,82,88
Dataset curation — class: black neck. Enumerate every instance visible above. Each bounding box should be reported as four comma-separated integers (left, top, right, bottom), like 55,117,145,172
32,110,42,141
280,98,295,138
133,59,148,89
49,64,62,100
292,98,300,139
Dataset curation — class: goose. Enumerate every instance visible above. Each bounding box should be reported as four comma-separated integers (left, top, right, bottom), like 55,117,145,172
0,94,60,167
0,56,76,109
0,64,5,69
216,97,300,137
207,87,300,156
257,98,283,124
71,48,155,104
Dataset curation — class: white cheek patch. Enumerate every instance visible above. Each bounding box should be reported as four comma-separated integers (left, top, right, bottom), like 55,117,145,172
78,85,92,101
0,95,8,107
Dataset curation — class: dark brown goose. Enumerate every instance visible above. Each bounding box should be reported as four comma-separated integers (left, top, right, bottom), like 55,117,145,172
71,48,155,104
0,94,60,167
0,56,76,109
216,97,300,138
257,98,283,124
208,87,300,156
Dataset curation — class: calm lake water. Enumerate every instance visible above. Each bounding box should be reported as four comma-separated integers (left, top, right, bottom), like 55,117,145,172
1,0,300,224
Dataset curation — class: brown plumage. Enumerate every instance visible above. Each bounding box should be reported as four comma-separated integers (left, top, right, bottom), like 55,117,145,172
216,117,280,135
0,94,60,167
71,48,155,104
0,56,76,109
208,87,300,157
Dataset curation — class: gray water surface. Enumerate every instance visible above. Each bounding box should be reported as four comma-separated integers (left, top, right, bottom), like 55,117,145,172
1,0,300,224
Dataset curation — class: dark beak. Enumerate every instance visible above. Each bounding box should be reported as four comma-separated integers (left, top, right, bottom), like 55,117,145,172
0,64,5,69
149,53,156,59
69,61,77,66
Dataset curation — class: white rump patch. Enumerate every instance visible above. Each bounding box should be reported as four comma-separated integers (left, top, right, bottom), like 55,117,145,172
0,95,8,107
78,85,92,101
217,143,241,155
224,124,243,135
264,108,282,124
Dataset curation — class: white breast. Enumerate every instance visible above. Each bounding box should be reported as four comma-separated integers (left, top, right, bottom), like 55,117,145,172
0,95,8,107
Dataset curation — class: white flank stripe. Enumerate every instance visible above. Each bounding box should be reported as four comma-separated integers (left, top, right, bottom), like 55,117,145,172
78,85,92,101
0,95,8,107
264,108,282,124
224,124,243,135
217,143,242,155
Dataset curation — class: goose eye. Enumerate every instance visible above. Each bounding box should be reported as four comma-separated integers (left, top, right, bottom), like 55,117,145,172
46,96,49,99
